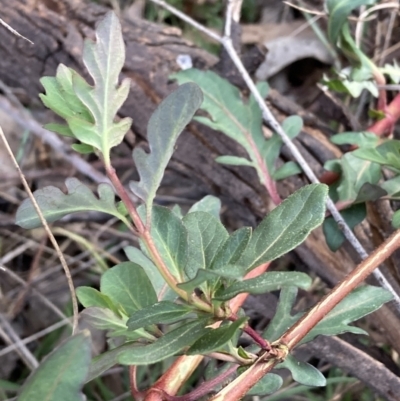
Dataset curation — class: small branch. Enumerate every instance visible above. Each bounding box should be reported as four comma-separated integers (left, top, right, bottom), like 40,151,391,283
229,314,271,350
0,125,79,333
129,366,145,401
210,229,400,400
160,365,237,401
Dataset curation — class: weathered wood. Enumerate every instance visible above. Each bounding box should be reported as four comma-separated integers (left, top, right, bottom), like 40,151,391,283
2,0,400,384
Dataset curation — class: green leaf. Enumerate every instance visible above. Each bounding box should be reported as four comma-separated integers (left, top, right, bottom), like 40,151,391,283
247,373,283,395
171,69,268,184
138,206,188,282
276,354,326,387
380,175,400,198
124,246,176,301
130,82,203,216
214,272,312,301
80,307,127,332
71,143,95,154
323,203,366,252
263,286,302,342
76,286,119,315
101,262,158,316
17,332,91,401
238,184,328,271
211,227,251,271
272,161,301,181
182,211,228,279
40,65,94,131
381,61,400,84
15,178,128,229
353,140,400,172
187,318,246,355
67,12,132,161
327,0,377,44
188,195,221,219
302,285,393,344
282,115,303,139
127,301,194,331
392,210,400,228
335,153,381,202
118,320,210,365
215,155,254,167
330,131,379,148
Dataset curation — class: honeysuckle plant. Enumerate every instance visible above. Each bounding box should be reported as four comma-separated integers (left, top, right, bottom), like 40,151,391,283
14,9,396,401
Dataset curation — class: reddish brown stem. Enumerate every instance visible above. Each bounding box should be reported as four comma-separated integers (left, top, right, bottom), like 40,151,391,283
129,366,145,401
209,229,400,400
143,263,271,401
158,365,238,401
229,314,271,350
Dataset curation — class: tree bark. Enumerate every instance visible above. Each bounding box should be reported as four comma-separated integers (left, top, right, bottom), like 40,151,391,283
1,1,400,398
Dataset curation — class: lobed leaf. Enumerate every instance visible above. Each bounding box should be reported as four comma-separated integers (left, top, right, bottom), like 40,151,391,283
301,285,393,344
130,83,203,216
68,12,132,160
17,332,91,401
237,184,328,271
15,178,127,229
276,354,326,387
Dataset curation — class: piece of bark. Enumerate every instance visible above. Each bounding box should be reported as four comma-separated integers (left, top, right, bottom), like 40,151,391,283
2,0,400,377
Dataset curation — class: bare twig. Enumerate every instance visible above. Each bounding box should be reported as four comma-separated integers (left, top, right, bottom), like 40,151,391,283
150,0,400,311
0,17,33,44
0,125,79,333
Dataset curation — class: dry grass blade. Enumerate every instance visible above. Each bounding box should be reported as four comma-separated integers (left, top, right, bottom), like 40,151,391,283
0,125,79,333
0,17,33,44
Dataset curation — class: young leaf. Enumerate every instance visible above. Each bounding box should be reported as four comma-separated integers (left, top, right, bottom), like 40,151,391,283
263,286,302,342
118,320,210,365
211,227,251,271
301,285,393,344
327,0,377,44
330,131,379,148
323,203,366,252
67,12,132,163
275,354,326,387
101,262,158,316
393,210,400,228
336,153,381,201
215,155,254,167
138,206,188,282
171,70,270,184
76,286,119,315
127,301,194,331
80,307,127,332
124,246,176,301
15,178,128,229
272,161,301,181
130,83,203,216
177,266,243,293
182,211,228,279
17,332,91,401
188,195,222,219
187,318,246,355
247,373,283,395
214,272,312,301
238,184,328,271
